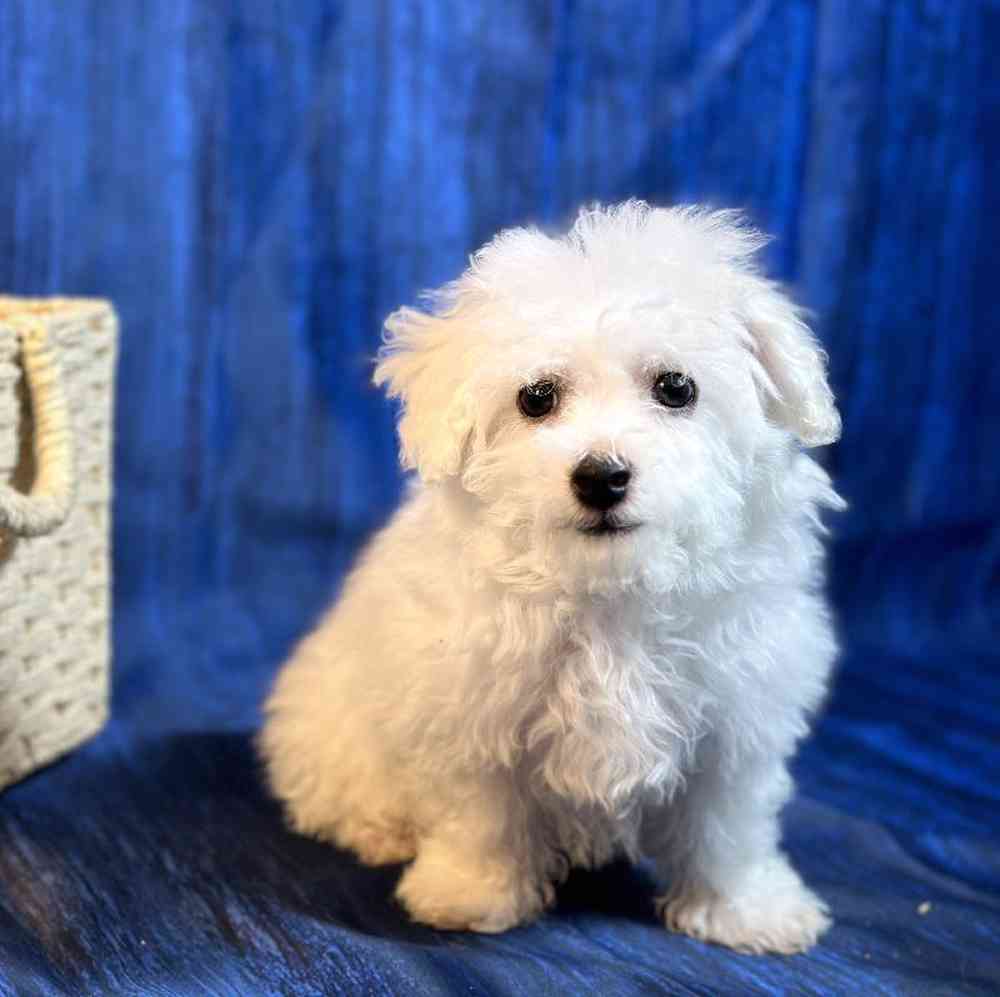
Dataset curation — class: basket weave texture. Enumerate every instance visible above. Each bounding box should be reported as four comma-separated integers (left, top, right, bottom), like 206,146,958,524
0,297,116,790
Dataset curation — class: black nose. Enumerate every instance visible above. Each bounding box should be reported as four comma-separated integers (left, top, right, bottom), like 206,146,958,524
571,455,631,511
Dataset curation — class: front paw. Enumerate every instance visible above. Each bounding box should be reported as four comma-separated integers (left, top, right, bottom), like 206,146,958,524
395,851,553,934
659,865,830,955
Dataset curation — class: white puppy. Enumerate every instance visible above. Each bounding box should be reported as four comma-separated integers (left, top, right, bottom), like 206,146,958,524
260,201,844,954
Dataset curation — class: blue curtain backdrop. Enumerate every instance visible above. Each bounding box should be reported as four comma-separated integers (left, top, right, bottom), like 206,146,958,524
1,2,998,994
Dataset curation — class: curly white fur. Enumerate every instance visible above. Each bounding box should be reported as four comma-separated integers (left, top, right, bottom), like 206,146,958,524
260,201,844,953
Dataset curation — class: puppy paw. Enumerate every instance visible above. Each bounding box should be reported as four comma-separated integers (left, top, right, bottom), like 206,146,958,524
658,866,830,955
395,851,551,933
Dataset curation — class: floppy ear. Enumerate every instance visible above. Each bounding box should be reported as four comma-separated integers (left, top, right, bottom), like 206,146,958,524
742,283,841,447
373,306,475,482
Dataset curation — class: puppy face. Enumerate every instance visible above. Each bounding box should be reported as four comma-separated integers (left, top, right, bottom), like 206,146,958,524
375,203,839,590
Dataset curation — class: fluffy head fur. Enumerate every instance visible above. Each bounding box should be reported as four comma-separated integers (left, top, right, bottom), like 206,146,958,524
261,202,844,954
374,201,839,596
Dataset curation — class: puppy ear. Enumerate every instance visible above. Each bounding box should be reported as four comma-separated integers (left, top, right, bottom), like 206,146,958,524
743,284,841,447
373,306,474,481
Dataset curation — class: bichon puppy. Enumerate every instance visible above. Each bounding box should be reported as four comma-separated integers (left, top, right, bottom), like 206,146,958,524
260,201,844,954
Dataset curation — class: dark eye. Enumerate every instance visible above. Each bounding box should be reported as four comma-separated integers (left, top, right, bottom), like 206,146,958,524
517,380,558,419
652,371,697,409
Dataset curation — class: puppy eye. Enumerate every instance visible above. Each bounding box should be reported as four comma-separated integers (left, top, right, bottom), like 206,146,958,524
517,380,558,419
653,371,697,409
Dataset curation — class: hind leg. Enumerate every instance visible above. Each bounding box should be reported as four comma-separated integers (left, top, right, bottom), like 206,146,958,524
265,730,417,867
260,657,417,865
267,742,418,867
330,812,417,866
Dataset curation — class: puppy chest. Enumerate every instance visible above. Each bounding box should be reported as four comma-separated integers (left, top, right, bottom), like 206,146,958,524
520,630,708,807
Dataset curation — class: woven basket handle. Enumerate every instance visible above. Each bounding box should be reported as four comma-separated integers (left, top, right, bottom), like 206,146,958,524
0,319,75,537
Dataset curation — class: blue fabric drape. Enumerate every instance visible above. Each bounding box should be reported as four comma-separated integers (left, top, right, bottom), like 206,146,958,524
0,2,997,993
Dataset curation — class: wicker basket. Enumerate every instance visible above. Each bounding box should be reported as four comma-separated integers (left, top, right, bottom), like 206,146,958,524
0,297,116,790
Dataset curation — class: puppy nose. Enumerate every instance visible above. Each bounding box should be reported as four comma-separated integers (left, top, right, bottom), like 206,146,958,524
571,455,631,511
